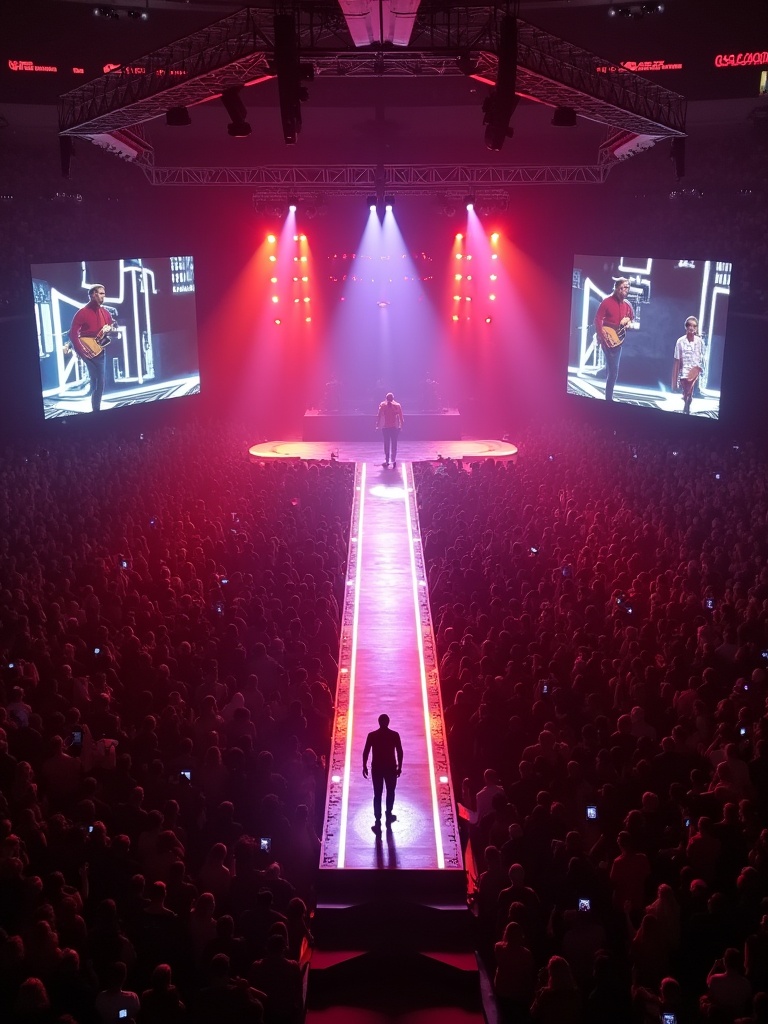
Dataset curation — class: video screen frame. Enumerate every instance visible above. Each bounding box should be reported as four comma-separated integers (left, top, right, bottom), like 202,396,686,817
567,254,732,419
32,255,201,419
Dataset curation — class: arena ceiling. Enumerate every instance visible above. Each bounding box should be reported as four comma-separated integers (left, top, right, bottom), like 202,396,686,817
2,1,764,194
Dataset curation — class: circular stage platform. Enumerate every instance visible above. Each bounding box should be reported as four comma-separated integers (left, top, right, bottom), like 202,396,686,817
248,438,518,462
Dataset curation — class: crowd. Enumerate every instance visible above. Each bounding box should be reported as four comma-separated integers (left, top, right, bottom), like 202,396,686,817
414,427,768,1024
0,424,354,1024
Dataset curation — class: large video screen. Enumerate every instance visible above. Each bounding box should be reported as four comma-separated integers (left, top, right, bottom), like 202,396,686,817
32,256,201,419
567,255,732,419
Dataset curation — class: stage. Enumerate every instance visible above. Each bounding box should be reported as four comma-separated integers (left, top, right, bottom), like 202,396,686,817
248,437,517,463
317,459,463,903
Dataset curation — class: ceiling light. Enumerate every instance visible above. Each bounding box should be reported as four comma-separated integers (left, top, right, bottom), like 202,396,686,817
221,87,251,137
166,106,190,127
551,106,577,127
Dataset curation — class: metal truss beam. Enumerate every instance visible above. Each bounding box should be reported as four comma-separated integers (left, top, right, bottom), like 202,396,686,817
59,4,685,141
59,7,281,136
142,162,612,188
470,22,686,137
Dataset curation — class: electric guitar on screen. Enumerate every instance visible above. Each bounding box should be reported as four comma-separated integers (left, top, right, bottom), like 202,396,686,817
600,315,632,349
76,323,115,359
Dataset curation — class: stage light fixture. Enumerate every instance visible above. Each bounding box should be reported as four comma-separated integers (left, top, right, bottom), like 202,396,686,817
482,15,518,152
671,137,686,179
59,136,73,179
165,106,191,127
384,195,395,210
464,195,475,210
457,53,476,76
288,197,298,212
274,13,307,144
551,106,577,127
94,5,119,18
221,87,251,137
366,195,377,210
127,8,149,19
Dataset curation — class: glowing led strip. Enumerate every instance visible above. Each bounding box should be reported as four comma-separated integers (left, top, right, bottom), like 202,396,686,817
402,462,445,869
337,461,366,868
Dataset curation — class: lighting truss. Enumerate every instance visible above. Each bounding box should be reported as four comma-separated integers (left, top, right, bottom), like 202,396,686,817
58,7,285,136
59,4,685,142
142,161,612,188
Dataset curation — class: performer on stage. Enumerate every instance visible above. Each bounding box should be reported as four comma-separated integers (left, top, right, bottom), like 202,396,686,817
362,713,403,833
376,392,404,468
672,316,705,415
69,284,114,413
595,278,634,403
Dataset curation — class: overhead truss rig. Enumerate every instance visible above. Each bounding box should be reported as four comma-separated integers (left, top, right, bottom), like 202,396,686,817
58,2,686,189
143,160,611,189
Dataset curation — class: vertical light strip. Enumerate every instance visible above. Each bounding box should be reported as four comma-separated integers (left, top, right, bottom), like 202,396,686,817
698,259,711,330
130,269,142,386
338,461,367,868
402,462,445,869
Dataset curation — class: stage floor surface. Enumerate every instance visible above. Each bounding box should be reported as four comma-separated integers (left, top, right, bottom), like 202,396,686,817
248,438,518,462
316,459,470,889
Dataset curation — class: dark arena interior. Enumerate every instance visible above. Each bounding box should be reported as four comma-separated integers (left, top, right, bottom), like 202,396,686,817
1,2,768,1022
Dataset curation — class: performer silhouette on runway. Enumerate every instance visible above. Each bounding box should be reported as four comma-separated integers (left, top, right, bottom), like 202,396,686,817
375,392,404,469
362,714,403,833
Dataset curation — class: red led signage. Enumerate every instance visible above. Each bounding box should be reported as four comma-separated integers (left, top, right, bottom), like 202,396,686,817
714,51,768,67
596,59,683,73
7,58,187,78
8,60,58,73
103,63,187,77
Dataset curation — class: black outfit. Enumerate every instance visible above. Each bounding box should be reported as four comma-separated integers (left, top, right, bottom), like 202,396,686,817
362,724,403,824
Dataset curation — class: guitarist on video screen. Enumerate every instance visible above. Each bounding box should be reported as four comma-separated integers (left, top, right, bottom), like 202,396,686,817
595,276,634,403
68,284,114,413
